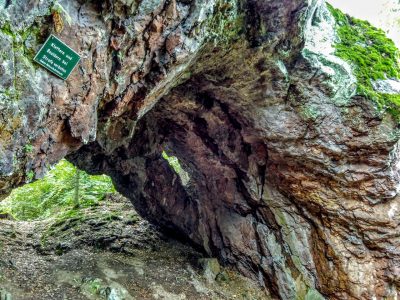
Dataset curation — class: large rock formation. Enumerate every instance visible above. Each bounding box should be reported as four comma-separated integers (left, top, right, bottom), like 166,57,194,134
1,0,400,298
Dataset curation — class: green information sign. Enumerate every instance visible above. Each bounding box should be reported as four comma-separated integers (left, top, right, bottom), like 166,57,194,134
34,35,81,80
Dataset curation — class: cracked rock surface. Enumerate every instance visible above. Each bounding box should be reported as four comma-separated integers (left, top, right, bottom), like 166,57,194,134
1,0,400,299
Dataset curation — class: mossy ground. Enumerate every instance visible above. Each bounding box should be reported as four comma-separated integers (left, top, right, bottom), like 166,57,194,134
327,3,400,121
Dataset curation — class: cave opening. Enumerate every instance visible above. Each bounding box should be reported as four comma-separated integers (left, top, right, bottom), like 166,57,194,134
161,150,190,186
0,159,116,222
0,157,266,299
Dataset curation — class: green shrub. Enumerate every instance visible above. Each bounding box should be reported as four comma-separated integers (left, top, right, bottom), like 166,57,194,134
0,159,116,221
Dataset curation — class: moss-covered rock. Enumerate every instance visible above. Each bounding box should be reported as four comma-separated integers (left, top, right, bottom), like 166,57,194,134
327,3,400,120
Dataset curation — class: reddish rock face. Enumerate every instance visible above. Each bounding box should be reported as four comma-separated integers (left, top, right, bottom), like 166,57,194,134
2,0,400,298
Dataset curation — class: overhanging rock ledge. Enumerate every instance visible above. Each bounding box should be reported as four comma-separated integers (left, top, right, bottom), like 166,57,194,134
1,0,400,298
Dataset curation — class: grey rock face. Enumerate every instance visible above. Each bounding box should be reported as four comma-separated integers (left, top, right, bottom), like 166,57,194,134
372,79,400,95
1,0,400,299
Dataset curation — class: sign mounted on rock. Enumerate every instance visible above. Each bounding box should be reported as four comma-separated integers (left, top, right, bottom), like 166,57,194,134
34,35,80,80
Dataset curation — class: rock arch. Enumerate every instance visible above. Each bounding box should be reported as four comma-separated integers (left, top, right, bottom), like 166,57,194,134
1,0,400,298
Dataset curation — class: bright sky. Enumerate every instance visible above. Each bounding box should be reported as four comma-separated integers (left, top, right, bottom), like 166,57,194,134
328,0,400,47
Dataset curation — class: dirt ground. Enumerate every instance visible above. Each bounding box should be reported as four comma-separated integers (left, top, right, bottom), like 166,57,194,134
0,195,268,300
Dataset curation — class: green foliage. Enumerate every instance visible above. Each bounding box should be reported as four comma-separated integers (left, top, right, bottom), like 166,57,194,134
26,170,35,182
202,0,244,45
162,151,190,185
162,151,181,173
0,159,116,221
327,3,400,121
24,144,34,153
300,105,320,121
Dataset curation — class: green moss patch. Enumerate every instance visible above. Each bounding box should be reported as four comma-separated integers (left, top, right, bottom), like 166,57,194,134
0,21,44,101
0,21,42,60
202,0,244,45
327,3,400,121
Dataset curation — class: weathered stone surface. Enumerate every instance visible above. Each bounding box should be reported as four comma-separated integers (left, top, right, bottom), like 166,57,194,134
372,79,400,95
1,0,400,299
0,0,220,192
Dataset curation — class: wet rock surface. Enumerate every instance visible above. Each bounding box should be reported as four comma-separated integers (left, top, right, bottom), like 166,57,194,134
1,0,400,299
0,195,266,300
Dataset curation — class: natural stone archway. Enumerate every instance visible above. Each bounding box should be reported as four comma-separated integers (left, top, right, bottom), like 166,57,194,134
1,0,400,299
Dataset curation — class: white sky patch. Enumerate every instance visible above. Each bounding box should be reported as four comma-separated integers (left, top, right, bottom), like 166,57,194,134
328,0,400,48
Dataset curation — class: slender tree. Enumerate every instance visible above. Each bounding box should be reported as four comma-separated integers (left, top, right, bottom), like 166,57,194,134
73,167,80,208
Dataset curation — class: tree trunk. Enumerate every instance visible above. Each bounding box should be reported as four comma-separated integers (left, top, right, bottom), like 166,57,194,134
73,168,80,208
